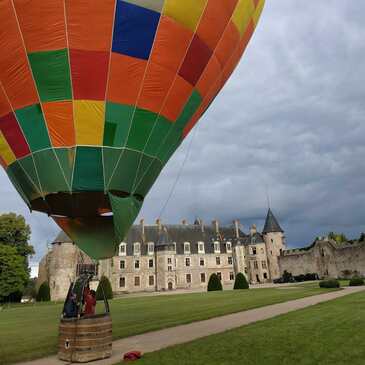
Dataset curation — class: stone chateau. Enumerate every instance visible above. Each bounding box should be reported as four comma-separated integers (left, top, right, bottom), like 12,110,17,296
38,209,286,300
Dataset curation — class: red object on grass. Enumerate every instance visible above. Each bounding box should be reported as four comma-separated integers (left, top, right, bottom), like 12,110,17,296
123,351,142,362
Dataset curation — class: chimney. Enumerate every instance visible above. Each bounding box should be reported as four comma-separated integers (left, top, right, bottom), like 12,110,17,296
250,224,257,235
182,219,187,225
212,220,219,234
140,219,145,240
233,220,240,239
200,219,204,233
156,218,162,231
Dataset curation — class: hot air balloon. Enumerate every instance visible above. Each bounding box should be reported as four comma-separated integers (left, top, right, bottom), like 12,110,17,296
0,0,265,260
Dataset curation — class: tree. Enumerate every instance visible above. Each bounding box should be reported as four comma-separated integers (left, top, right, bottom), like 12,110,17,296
96,276,113,300
233,272,249,289
23,278,37,299
328,232,348,244
207,273,223,291
0,213,34,270
36,282,51,302
0,244,28,303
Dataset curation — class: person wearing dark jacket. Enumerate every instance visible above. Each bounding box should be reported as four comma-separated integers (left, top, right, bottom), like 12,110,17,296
64,292,78,318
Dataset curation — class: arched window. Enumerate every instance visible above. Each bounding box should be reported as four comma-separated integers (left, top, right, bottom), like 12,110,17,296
119,243,126,256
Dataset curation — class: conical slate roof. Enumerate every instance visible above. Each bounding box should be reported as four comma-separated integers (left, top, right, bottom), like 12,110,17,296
262,209,283,234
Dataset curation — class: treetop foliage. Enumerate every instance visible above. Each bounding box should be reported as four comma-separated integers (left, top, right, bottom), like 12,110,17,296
0,244,28,302
0,213,34,258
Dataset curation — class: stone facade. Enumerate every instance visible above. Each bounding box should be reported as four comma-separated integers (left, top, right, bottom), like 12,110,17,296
37,209,285,300
279,237,365,279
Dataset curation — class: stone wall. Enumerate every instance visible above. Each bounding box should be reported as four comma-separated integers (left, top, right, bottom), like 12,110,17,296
279,239,365,278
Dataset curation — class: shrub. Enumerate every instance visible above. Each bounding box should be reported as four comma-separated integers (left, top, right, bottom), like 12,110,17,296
207,273,223,291
96,276,113,300
294,274,305,282
349,277,364,286
233,273,249,289
319,279,340,288
282,270,294,283
36,282,50,301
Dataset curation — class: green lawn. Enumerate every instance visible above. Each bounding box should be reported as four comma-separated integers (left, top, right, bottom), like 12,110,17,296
0,285,336,364
131,290,365,365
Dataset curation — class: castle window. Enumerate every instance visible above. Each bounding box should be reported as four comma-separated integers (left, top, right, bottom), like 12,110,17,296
262,261,267,269
186,274,192,283
200,258,205,266
134,260,140,269
185,257,191,267
252,246,257,255
200,273,206,283
149,275,154,286
148,242,154,255
244,267,248,274
167,257,172,264
119,277,125,288
226,242,232,253
172,242,176,252
229,272,234,281
133,242,140,255
184,242,191,254
214,241,220,253
198,241,205,254
216,256,221,265
263,272,268,279
120,260,125,270
254,261,258,269
217,272,222,281
134,276,140,286
119,243,126,256
149,259,154,268
228,256,233,265
271,239,274,243
168,265,172,272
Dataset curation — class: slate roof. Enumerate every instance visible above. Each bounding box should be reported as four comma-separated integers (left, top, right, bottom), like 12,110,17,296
262,209,283,234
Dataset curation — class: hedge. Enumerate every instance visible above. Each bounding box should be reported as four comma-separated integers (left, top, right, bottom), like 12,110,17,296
36,282,51,302
349,277,364,286
234,272,249,289
207,273,223,291
96,276,113,300
319,279,340,288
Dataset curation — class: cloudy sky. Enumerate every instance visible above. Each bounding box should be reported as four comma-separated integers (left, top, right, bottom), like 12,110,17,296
1,1,364,264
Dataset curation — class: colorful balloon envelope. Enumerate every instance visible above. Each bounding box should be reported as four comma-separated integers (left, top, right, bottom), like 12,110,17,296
0,0,265,259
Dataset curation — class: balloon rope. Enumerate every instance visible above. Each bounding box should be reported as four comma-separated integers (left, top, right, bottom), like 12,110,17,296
158,125,198,219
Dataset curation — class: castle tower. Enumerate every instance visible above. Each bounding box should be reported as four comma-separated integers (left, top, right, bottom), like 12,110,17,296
262,209,286,280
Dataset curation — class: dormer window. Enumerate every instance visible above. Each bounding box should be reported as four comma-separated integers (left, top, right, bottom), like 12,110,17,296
226,242,232,253
198,241,205,254
214,241,220,253
119,243,126,256
133,242,140,256
148,242,154,255
252,246,257,255
184,242,190,254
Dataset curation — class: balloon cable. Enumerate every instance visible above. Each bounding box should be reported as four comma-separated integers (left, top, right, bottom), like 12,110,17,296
158,126,198,219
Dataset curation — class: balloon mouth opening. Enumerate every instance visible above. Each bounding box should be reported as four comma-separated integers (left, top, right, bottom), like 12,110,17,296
30,190,144,217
